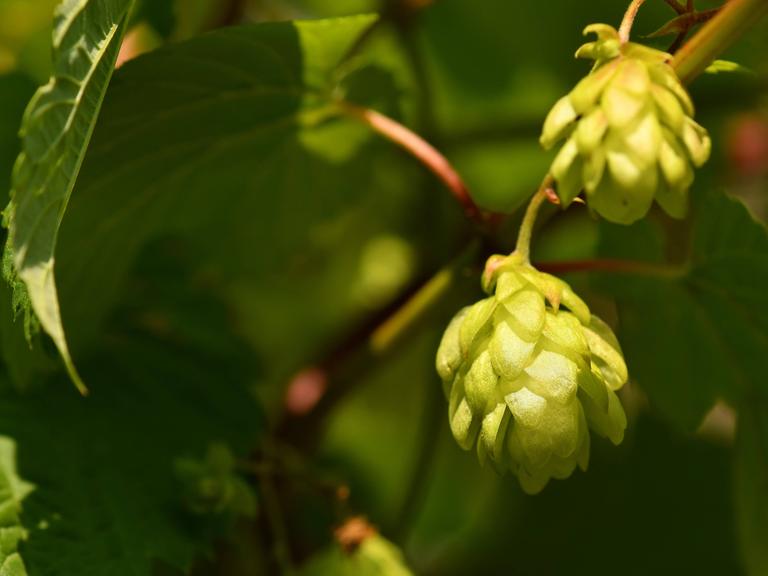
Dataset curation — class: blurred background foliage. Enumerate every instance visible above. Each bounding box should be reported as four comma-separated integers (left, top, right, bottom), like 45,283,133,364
0,0,767,574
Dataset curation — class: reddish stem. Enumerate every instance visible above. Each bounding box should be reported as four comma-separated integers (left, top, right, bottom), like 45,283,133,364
536,258,685,278
340,102,485,224
619,0,648,42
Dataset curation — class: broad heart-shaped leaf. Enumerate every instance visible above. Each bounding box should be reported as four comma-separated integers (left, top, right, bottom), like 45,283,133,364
735,398,768,576
0,332,262,576
49,15,433,370
598,191,768,430
5,0,136,393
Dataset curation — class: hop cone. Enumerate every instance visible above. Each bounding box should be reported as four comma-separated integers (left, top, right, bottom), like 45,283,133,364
436,253,628,494
540,24,711,224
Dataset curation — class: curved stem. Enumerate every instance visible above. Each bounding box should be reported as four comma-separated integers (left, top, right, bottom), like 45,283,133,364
338,101,485,225
619,0,648,43
671,0,768,83
515,175,554,262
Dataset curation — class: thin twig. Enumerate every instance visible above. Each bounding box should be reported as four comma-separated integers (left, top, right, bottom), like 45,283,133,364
668,30,690,53
649,7,721,38
535,258,686,278
277,240,482,447
662,7,721,51
339,102,486,225
619,0,648,43
664,0,688,15
258,456,295,574
671,0,768,83
515,175,555,262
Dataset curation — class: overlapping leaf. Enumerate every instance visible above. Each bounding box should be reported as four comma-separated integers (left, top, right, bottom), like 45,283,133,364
598,191,768,429
5,0,136,391
0,332,261,575
49,15,451,385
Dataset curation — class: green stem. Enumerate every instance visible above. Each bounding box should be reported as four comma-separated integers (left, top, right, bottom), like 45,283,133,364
515,175,554,263
619,0,648,43
671,0,768,83
369,239,480,353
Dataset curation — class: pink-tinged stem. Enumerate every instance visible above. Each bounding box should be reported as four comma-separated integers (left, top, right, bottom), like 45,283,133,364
619,0,648,43
340,102,485,224
536,258,686,278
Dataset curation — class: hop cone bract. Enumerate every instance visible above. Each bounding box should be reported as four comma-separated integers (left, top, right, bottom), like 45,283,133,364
540,24,711,224
436,253,628,494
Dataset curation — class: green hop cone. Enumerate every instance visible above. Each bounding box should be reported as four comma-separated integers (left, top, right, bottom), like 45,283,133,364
436,253,628,494
540,23,711,224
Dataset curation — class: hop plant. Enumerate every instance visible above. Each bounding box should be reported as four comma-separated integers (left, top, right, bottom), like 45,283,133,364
175,443,257,517
540,24,711,224
300,518,414,576
436,253,628,494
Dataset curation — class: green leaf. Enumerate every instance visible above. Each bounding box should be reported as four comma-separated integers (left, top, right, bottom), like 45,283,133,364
704,59,754,75
0,73,36,199
735,398,768,576
0,334,262,575
5,0,137,393
134,0,175,38
48,15,431,377
0,437,33,576
598,191,768,429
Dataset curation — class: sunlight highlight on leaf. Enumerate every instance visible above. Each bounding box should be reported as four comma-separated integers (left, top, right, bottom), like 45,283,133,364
5,0,136,392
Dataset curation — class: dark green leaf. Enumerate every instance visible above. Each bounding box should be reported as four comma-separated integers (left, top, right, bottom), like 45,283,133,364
0,73,36,200
134,0,175,38
735,398,768,576
0,335,261,575
598,192,768,429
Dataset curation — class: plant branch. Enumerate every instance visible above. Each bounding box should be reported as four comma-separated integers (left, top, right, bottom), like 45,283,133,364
671,0,768,83
620,0,648,43
258,451,296,575
664,0,688,15
277,240,482,447
535,258,687,278
338,102,486,225
649,7,721,38
515,175,555,262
